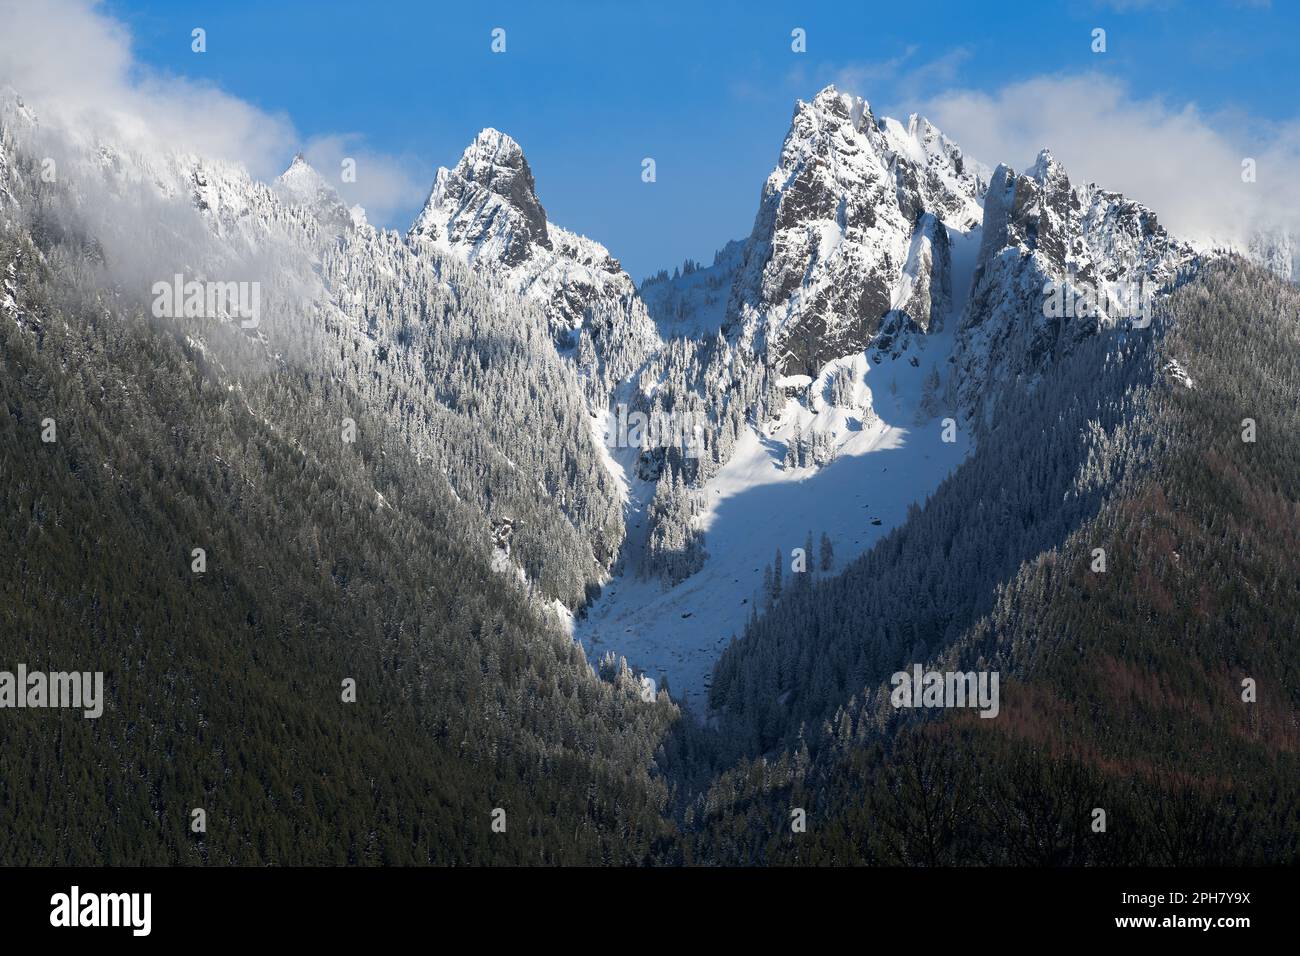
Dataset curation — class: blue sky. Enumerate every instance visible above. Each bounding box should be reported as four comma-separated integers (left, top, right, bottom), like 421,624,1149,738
100,0,1300,280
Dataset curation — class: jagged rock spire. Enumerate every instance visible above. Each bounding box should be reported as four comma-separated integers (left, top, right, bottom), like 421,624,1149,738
410,128,551,267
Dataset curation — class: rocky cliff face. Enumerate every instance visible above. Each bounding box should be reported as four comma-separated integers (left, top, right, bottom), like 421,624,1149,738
722,86,984,377
955,149,1198,420
408,128,651,353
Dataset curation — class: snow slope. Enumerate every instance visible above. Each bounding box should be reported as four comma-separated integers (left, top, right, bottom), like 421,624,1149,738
576,233,979,707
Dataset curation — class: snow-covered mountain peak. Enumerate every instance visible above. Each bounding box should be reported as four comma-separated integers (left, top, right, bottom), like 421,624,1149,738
1026,147,1065,184
957,150,1199,420
273,152,352,234
410,127,552,268
802,83,873,131
278,151,316,186
720,85,981,377
408,129,656,358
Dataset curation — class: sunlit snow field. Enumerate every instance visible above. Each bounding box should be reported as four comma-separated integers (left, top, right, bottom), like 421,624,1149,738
573,231,982,710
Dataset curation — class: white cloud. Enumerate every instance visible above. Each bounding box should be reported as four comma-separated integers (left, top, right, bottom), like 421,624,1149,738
0,0,426,220
300,133,428,225
918,73,1300,247
0,0,293,177
804,44,1297,251
794,46,972,115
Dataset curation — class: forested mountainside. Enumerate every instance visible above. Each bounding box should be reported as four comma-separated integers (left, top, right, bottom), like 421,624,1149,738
685,260,1300,865
707,315,1162,748
1,69,1296,867
0,113,678,865
316,228,626,605
0,89,630,609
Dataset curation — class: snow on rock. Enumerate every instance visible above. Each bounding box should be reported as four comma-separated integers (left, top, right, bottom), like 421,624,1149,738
274,153,352,234
408,127,660,356
956,149,1198,422
722,85,985,377
410,129,552,268
575,323,970,708
573,90,994,707
1248,228,1295,282
1163,358,1195,389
